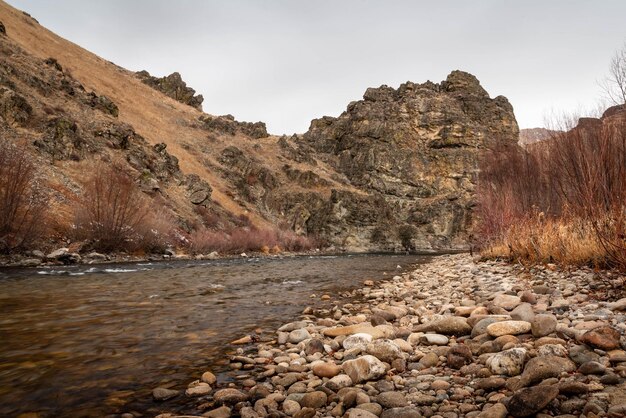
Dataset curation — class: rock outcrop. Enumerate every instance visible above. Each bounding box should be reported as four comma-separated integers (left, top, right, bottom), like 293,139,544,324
199,114,268,139
136,70,204,110
286,71,518,251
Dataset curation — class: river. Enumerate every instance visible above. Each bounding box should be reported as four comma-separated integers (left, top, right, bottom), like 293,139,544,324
0,253,432,417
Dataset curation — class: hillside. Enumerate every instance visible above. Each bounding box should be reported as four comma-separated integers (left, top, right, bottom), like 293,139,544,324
0,1,518,256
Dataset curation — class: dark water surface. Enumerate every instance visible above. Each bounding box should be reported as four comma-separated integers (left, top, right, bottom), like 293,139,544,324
0,253,431,417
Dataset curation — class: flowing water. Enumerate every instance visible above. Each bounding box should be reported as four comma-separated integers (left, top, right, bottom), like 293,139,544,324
0,253,432,417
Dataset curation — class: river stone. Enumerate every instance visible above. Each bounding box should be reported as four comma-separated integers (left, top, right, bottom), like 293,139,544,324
349,409,379,418
531,314,557,337
312,362,342,378
299,391,327,408
202,371,217,385
357,403,383,416
516,355,576,388
153,387,179,401
324,324,386,339
204,406,232,418
532,285,552,295
492,294,521,310
393,338,413,352
608,349,626,362
447,344,473,369
537,343,568,357
283,399,301,416
294,407,316,418
377,391,408,408
343,355,387,383
278,321,309,332
289,328,311,343
476,403,508,418
214,388,249,404
569,344,600,365
471,316,510,337
380,406,422,418
304,338,325,355
185,382,211,396
487,348,527,376
366,339,403,363
578,361,606,375
487,320,531,337
510,303,535,322
475,377,506,390
326,374,353,391
343,333,373,350
607,297,626,311
420,333,449,345
579,325,621,350
418,352,439,368
507,384,559,417
414,316,472,336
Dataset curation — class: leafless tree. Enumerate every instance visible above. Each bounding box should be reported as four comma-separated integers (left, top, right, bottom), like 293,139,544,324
601,42,626,105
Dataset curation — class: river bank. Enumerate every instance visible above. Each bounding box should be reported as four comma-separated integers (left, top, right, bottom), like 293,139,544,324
156,253,626,418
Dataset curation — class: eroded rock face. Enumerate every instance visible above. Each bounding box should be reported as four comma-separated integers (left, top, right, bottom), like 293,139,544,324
136,70,204,110
299,70,518,251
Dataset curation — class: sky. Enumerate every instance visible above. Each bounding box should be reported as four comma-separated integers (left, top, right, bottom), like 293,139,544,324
9,0,626,135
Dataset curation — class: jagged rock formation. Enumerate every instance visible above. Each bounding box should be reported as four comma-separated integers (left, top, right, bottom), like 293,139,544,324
279,71,519,250
136,70,204,110
199,114,268,139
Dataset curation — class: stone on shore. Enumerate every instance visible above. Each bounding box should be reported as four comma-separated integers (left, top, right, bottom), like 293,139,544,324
414,316,471,336
477,403,508,418
516,355,576,388
487,320,531,337
343,355,387,383
487,348,527,376
365,339,403,363
492,294,521,310
153,387,179,401
312,362,342,378
531,314,557,337
213,388,248,404
507,385,559,417
579,325,621,350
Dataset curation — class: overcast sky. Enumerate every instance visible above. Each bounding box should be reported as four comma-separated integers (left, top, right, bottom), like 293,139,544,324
9,0,626,134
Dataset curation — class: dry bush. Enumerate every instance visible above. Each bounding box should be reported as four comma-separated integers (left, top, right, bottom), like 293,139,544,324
477,113,626,270
0,141,48,252
73,162,175,252
188,226,319,255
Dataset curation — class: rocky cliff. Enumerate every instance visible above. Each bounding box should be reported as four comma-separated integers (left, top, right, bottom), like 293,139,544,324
283,71,519,251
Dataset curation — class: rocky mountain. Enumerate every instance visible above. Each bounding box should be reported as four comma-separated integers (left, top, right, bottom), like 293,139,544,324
293,71,519,250
0,1,519,254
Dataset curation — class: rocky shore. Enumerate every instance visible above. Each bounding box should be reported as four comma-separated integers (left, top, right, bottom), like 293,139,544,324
155,254,626,418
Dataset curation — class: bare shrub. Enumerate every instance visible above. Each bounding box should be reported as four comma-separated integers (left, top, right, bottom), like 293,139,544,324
188,226,319,255
600,41,626,105
73,162,173,252
477,112,626,270
0,141,48,252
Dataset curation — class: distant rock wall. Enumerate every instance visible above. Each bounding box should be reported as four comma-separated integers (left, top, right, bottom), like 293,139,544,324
281,71,520,251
